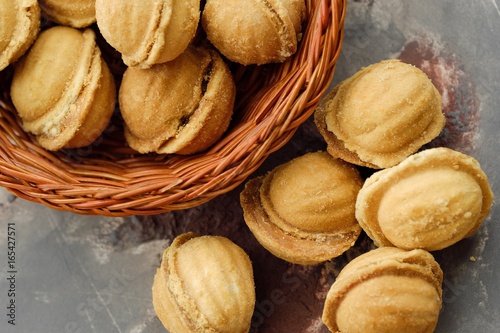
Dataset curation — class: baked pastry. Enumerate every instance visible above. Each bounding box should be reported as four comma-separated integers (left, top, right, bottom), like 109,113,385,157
152,232,255,333
10,26,116,151
356,147,494,251
95,0,200,68
240,151,363,265
202,0,306,65
119,44,235,155
0,0,40,71
314,59,446,169
39,0,95,28
322,247,443,333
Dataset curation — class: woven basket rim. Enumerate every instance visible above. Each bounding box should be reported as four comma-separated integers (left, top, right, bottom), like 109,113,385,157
0,0,347,216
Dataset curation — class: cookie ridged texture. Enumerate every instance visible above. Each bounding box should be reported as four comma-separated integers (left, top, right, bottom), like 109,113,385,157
263,151,362,235
10,26,116,151
355,147,495,251
0,0,40,71
95,0,200,68
39,0,95,28
119,45,235,155
241,151,363,265
152,233,255,333
202,0,306,65
322,247,443,333
315,59,445,169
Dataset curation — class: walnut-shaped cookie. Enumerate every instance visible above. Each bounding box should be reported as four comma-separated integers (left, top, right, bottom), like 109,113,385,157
119,44,235,155
241,151,363,265
95,0,200,68
356,147,494,251
315,59,445,169
10,26,116,151
0,0,40,71
202,0,306,65
39,0,95,28
322,247,443,333
152,232,255,333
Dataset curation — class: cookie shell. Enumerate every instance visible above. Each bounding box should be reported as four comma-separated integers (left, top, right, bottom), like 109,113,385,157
314,59,445,169
95,0,200,68
202,0,306,65
0,0,40,71
10,26,116,151
355,147,494,251
152,232,255,333
119,45,235,155
39,0,95,28
241,151,363,265
322,247,443,333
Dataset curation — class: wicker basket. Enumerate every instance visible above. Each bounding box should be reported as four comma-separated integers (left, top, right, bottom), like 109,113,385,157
0,0,347,216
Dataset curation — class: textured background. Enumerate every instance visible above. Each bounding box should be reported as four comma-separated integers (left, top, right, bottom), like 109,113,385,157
1,1,499,332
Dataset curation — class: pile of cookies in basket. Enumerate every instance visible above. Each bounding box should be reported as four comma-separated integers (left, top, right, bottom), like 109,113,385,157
1,0,305,154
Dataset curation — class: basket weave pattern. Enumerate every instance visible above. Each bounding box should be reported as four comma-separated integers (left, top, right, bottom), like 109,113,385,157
0,0,347,216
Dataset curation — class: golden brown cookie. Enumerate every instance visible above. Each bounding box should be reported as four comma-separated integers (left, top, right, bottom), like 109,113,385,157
322,247,443,333
39,0,95,28
240,151,363,265
355,147,494,251
202,0,306,65
152,232,255,333
95,0,200,68
314,59,445,169
0,0,40,71
10,26,116,151
119,44,235,155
